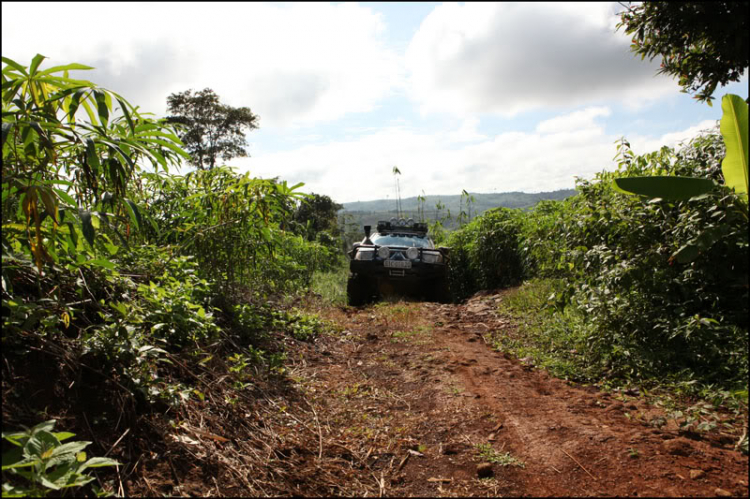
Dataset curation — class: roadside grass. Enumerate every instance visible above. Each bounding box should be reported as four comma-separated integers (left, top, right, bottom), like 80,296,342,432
373,301,422,326
390,325,433,344
474,443,525,468
495,278,748,453
491,279,588,382
310,264,349,306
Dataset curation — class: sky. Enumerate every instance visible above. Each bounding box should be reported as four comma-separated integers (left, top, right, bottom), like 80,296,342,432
2,2,747,203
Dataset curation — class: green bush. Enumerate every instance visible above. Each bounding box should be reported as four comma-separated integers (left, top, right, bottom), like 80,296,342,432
452,129,748,388
447,207,526,300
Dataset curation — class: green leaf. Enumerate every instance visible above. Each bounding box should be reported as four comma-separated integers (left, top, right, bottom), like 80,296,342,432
54,188,77,207
124,198,142,230
2,56,29,76
87,258,115,270
78,457,121,471
39,188,58,223
612,176,716,201
30,421,57,434
36,63,94,77
719,94,749,196
1,432,28,447
2,447,32,470
94,89,109,127
79,209,95,247
53,432,76,442
23,430,59,459
672,243,700,264
1,122,13,149
116,97,135,134
50,440,90,459
85,137,100,172
67,88,86,121
28,54,48,75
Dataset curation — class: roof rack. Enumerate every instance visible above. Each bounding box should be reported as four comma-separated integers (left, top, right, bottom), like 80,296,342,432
376,218,428,234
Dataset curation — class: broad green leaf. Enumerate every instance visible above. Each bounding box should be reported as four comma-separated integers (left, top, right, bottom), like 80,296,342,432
30,421,57,434
37,474,63,491
612,176,716,201
50,440,90,459
23,430,59,459
53,432,76,442
719,94,748,196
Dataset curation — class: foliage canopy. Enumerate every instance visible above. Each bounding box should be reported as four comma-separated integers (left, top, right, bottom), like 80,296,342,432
616,1,749,104
166,88,259,170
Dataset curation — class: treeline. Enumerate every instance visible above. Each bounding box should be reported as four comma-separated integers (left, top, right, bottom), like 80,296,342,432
342,189,577,216
446,128,748,390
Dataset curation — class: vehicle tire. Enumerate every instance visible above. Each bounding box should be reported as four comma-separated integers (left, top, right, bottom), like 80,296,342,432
431,278,451,304
347,275,372,306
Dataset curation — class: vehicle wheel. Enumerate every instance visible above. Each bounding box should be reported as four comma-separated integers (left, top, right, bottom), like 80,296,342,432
431,278,451,304
347,275,372,306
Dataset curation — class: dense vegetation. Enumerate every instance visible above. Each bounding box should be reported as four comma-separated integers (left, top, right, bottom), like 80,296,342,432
447,127,748,401
1,55,342,496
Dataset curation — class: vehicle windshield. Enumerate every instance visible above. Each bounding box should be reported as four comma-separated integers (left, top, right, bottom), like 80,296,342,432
368,233,434,248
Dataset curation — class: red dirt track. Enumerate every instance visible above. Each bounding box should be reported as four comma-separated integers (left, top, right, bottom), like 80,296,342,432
304,291,749,497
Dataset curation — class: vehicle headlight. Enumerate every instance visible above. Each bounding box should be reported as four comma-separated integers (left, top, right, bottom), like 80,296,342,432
354,249,374,260
406,247,419,260
422,251,443,264
377,246,391,259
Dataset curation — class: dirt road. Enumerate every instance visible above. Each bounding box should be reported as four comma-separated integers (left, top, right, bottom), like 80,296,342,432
294,291,748,497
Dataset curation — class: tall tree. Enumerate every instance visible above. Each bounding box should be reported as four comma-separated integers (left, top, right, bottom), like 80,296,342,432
617,2,749,105
166,88,259,169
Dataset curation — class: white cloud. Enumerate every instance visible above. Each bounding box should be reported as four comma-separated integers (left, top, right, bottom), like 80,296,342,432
1,2,402,127
536,107,611,134
626,119,719,156
235,107,717,203
405,2,679,117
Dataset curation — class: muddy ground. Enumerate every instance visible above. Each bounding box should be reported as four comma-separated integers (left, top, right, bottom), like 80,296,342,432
4,289,748,497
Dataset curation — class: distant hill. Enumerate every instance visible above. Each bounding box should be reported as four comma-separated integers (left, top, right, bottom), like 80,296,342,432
340,189,577,230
